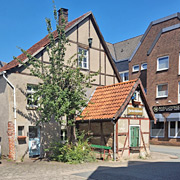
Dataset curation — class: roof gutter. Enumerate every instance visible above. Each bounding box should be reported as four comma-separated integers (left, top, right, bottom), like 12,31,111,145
2,71,17,161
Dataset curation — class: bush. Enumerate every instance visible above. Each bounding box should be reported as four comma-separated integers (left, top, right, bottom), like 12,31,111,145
45,132,96,164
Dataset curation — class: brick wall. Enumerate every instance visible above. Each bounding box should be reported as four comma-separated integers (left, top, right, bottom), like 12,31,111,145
129,17,180,88
7,121,15,160
147,28,180,108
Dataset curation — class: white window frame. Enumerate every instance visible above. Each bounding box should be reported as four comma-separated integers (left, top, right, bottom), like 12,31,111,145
157,56,169,71
119,71,129,82
168,121,180,138
27,84,38,108
78,47,89,69
129,125,140,147
141,63,147,70
179,53,180,75
156,83,168,98
132,65,139,72
178,82,180,103
150,120,164,138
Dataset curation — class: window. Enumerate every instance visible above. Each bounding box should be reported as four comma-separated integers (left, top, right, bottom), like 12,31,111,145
27,84,38,108
157,84,168,98
18,126,24,136
168,121,180,138
132,65,139,72
178,82,180,103
141,63,147,70
120,71,129,82
157,56,169,71
150,121,164,137
61,129,67,142
78,48,88,69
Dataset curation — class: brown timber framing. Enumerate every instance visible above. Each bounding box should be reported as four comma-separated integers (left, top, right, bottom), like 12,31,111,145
99,41,101,85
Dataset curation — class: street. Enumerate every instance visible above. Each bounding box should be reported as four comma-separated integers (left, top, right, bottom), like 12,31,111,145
0,145,180,180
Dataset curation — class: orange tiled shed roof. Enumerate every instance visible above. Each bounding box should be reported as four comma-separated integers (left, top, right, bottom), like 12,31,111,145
76,79,138,121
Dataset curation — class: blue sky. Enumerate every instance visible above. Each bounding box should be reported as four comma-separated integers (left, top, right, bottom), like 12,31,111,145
1,0,180,63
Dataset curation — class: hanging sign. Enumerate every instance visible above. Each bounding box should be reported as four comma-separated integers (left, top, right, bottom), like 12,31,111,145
127,107,143,116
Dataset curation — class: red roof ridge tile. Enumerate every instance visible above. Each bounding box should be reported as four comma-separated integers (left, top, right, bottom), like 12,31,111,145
97,79,138,90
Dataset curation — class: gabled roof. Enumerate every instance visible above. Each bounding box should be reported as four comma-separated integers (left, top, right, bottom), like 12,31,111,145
76,79,155,121
147,23,180,55
106,35,142,62
0,11,120,81
129,12,180,62
0,12,90,73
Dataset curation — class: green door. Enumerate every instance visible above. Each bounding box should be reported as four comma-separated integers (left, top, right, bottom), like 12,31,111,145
130,126,139,147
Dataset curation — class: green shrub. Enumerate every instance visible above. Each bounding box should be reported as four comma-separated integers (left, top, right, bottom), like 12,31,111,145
45,132,96,164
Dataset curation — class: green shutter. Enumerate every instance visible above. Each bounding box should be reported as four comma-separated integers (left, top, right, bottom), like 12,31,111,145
130,126,139,147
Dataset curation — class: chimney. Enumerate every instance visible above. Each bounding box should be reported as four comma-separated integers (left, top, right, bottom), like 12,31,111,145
58,8,68,25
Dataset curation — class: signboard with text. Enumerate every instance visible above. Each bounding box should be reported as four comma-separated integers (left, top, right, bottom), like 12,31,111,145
127,107,143,116
152,104,180,113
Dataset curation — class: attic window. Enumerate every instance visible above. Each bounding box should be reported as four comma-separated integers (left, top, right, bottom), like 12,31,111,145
78,48,89,69
132,65,139,72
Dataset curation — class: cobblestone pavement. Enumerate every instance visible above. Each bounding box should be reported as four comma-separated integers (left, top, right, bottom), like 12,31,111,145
0,159,129,180
0,151,177,180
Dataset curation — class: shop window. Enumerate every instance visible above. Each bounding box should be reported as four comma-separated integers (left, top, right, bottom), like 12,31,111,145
150,121,164,137
132,65,139,72
27,84,38,108
120,71,129,82
168,121,180,138
18,126,24,136
157,56,169,71
78,47,88,69
157,84,168,98
141,63,147,70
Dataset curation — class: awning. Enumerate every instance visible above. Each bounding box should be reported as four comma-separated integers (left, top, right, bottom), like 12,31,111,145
155,113,165,122
166,113,180,121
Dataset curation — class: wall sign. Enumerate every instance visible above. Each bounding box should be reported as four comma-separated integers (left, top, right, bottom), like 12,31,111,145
152,104,180,113
127,107,143,116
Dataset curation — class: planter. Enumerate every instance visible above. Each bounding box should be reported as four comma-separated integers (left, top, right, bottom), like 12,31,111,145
17,136,26,140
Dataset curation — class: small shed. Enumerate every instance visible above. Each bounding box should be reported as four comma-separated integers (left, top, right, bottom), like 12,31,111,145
76,79,155,159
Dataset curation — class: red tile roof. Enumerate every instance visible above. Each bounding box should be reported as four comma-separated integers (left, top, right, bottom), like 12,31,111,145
76,79,138,121
0,12,89,73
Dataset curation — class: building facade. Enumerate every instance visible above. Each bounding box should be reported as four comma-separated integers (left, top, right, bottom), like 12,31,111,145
128,13,180,145
0,8,120,161
77,79,155,159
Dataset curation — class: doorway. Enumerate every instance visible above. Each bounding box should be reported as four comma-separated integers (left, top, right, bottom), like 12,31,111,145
29,126,40,157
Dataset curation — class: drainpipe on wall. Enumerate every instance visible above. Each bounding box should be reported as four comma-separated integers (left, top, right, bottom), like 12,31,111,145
2,71,17,161
112,117,116,161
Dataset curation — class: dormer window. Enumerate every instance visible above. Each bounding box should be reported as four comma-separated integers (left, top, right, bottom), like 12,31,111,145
78,48,89,69
141,63,147,70
132,65,139,72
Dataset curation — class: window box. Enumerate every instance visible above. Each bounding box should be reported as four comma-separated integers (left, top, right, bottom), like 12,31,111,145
132,65,139,72
17,136,26,140
157,56,169,71
156,84,168,98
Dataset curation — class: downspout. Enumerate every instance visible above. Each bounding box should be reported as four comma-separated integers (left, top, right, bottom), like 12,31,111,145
2,71,17,161
111,117,116,161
